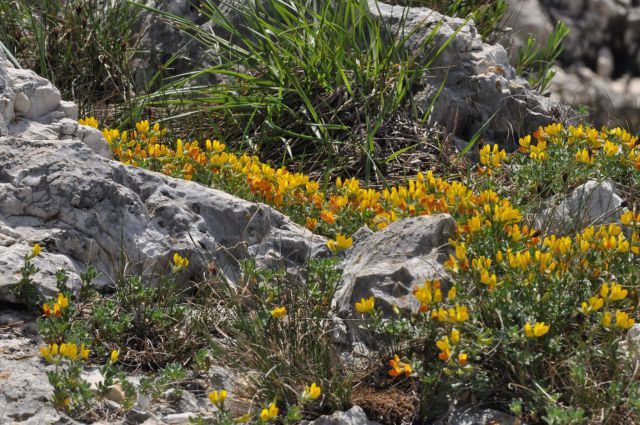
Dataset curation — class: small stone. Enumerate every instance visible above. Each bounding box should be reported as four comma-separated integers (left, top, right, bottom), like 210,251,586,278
106,383,125,403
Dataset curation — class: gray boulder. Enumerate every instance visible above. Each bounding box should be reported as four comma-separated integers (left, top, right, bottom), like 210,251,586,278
535,180,624,234
331,214,455,347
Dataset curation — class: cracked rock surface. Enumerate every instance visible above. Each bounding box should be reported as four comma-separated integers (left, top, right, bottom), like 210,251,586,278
0,56,326,305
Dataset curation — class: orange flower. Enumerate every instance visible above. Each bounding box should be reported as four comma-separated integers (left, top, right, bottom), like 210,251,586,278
320,210,335,225
388,354,412,377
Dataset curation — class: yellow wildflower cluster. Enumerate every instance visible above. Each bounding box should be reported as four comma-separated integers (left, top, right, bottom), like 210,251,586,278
518,123,640,169
478,144,507,175
581,283,634,329
413,279,455,312
172,252,189,270
40,342,90,364
93,117,640,385
93,118,531,243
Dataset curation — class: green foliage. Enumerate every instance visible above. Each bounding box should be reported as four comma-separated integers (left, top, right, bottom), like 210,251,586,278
0,0,140,113
515,21,570,94
210,257,350,416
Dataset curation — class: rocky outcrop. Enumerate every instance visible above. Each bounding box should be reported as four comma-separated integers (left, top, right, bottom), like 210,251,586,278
506,0,640,127
331,214,455,347
369,1,561,151
0,57,327,304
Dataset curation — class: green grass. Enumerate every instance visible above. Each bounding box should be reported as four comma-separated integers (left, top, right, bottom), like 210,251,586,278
0,0,140,115
133,0,465,183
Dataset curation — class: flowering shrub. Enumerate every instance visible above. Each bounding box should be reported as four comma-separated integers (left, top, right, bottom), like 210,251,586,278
76,117,640,422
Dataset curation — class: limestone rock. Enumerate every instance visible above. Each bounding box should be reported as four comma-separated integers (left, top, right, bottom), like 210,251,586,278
331,214,455,346
536,180,624,234
0,57,327,305
300,406,382,425
369,1,560,150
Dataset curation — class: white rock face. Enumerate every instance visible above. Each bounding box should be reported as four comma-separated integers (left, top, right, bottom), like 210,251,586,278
369,1,560,150
0,57,327,304
331,214,455,347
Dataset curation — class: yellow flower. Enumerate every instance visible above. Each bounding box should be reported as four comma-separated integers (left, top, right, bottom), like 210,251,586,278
176,139,184,158
259,402,279,421
450,329,460,345
354,296,375,314
603,311,612,328
80,344,90,360
208,389,228,407
40,343,60,364
31,243,41,257
447,286,456,301
57,293,69,309
575,148,594,164
110,349,119,363
135,120,150,134
302,383,321,400
458,352,468,366
615,310,635,329
581,296,604,314
270,307,287,318
320,210,335,225
436,336,452,360
78,117,98,128
327,234,353,253
524,321,549,338
60,343,78,361
609,283,628,301
172,253,189,270
305,217,318,231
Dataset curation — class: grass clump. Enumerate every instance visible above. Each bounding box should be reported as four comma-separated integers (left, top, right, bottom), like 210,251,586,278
0,0,140,114
138,0,460,182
